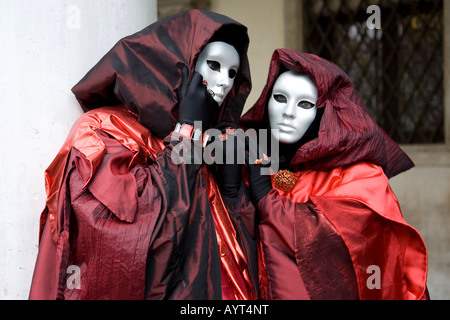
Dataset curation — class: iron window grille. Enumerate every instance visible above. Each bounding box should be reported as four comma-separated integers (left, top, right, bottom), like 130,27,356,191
304,0,444,144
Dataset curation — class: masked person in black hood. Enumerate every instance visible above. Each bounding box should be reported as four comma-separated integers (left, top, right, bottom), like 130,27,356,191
29,10,258,300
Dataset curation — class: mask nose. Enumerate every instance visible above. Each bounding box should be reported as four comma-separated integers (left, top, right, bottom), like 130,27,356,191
282,101,296,120
216,70,232,89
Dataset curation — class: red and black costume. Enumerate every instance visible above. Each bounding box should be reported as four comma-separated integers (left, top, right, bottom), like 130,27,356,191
29,10,258,300
239,49,429,300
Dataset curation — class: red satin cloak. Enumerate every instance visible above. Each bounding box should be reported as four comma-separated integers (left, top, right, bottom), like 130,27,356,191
30,106,164,299
257,162,428,300
240,49,428,300
30,106,257,299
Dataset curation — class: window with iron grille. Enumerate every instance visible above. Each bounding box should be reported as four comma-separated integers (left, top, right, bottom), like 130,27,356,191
304,0,444,144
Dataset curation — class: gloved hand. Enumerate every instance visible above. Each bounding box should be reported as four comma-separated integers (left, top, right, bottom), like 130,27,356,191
245,136,272,205
213,122,244,206
178,72,218,130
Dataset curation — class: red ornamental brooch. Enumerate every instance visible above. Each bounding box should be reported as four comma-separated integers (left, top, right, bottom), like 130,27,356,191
273,170,297,192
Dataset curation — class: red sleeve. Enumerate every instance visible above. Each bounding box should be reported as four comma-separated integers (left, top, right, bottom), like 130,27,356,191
311,195,429,300
30,131,165,299
29,129,207,299
309,163,428,300
29,214,62,299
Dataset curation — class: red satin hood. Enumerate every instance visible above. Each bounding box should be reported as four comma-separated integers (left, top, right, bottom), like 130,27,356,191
240,49,413,178
72,9,251,139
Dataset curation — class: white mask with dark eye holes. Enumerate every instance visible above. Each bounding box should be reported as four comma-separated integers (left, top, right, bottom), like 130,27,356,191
268,71,318,144
195,41,240,107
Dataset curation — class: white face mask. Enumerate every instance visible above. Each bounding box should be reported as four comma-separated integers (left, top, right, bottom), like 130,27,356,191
268,71,318,144
195,41,240,106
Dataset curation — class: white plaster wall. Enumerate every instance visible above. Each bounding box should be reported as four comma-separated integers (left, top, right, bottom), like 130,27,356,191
0,0,157,300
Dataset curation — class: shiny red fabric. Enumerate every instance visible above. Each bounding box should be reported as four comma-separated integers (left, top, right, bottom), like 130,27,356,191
30,106,258,299
203,167,256,299
240,49,428,300
30,107,165,299
258,163,427,299
38,106,162,244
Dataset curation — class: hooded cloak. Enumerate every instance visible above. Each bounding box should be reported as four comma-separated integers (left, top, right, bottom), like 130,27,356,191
240,49,412,178
29,10,257,300
72,9,251,138
240,49,428,300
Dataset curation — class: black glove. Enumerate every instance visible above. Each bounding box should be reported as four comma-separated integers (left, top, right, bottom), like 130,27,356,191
178,72,218,130
213,122,244,206
245,136,272,205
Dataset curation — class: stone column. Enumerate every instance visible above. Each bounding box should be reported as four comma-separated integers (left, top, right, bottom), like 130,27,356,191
0,0,157,299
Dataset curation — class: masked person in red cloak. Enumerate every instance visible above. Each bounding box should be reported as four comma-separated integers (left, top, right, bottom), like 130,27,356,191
29,10,259,300
237,49,429,300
